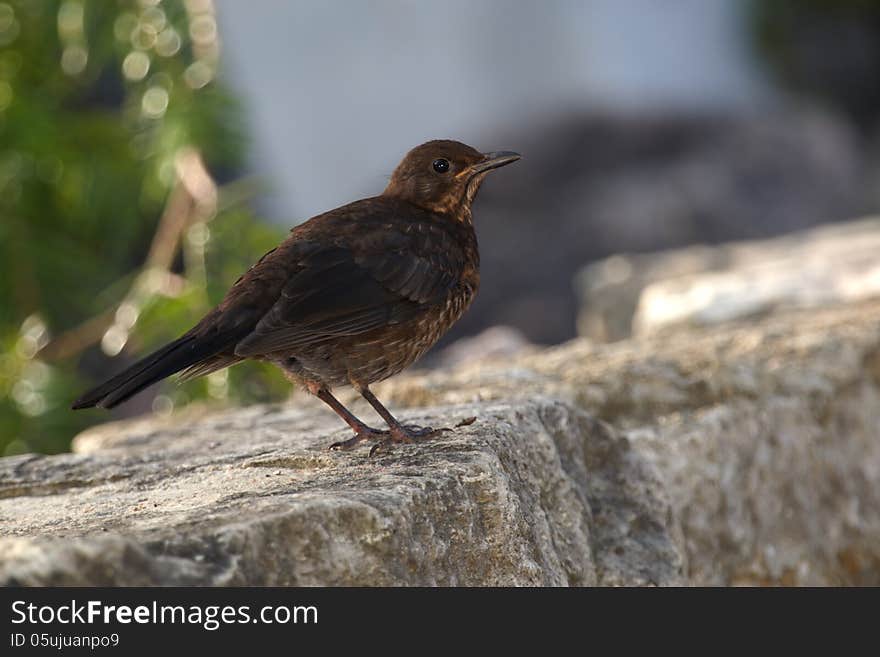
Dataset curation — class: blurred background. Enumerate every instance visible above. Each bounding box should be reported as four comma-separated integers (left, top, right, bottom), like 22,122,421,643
1,0,879,455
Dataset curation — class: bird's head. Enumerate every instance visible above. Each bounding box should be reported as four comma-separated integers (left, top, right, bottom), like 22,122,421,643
383,139,520,218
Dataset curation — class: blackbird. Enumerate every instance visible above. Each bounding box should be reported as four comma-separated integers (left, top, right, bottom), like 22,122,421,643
73,140,520,454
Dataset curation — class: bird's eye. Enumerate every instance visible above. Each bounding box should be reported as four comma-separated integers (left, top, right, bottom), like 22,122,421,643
432,158,450,174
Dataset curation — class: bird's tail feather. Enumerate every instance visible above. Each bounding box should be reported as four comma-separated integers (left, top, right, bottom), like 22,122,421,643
72,333,227,410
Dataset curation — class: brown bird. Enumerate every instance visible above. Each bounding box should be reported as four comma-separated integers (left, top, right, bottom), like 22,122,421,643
72,140,520,454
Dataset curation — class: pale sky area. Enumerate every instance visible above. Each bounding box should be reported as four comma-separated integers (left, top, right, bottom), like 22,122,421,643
217,0,772,221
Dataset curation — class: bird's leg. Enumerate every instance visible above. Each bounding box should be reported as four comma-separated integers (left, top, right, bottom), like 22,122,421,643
310,387,388,451
358,386,450,456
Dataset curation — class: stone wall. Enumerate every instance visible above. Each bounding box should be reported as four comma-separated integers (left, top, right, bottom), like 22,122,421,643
3,296,879,585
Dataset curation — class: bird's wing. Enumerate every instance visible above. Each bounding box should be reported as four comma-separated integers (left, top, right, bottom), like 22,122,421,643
232,226,462,357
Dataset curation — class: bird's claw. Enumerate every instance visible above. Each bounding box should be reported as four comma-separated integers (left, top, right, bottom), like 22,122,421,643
368,424,451,457
329,420,470,456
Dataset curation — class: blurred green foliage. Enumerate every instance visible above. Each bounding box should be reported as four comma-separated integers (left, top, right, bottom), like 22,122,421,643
0,0,288,455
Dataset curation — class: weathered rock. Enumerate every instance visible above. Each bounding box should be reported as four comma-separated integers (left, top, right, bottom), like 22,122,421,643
3,299,880,585
380,299,880,585
0,399,682,586
576,216,880,341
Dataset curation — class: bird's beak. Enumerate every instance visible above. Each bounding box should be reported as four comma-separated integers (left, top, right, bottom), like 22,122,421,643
469,151,521,175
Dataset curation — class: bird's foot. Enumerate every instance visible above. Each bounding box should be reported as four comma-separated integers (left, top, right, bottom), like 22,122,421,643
328,426,388,451
368,424,451,457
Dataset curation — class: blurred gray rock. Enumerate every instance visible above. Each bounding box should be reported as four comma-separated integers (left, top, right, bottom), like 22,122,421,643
3,299,880,585
576,216,880,340
450,108,870,346
427,325,535,369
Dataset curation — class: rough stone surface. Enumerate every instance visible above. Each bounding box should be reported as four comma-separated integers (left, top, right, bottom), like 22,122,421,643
379,299,880,585
0,399,682,586
3,298,880,586
576,216,880,341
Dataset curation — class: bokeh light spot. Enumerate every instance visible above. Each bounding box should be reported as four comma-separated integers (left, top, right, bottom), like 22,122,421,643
141,85,169,118
141,6,166,32
155,27,181,57
11,380,45,416
15,337,37,359
184,61,213,89
61,45,88,75
57,1,84,39
131,22,157,50
123,50,151,81
101,325,128,356
18,315,49,358
152,394,174,417
188,15,216,46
